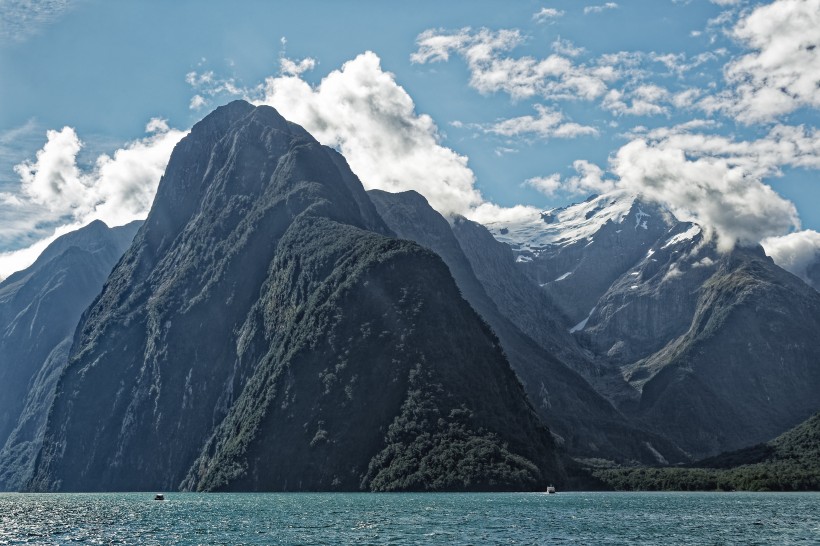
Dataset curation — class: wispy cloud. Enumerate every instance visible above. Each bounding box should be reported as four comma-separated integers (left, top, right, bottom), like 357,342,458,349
584,3,619,15
480,104,598,139
527,160,614,196
532,7,564,23
412,27,616,101
0,0,75,44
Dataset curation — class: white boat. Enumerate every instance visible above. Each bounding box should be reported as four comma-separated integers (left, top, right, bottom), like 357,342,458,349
546,485,556,494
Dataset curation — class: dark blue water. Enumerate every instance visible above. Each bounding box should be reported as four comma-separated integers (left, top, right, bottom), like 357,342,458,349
0,492,817,544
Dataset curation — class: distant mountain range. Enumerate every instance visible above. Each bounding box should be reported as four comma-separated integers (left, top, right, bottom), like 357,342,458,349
486,192,820,458
0,220,141,490
1,101,817,492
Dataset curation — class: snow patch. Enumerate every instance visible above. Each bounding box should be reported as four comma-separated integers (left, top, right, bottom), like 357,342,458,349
643,442,668,465
635,208,650,230
662,224,701,249
569,306,596,333
486,190,636,253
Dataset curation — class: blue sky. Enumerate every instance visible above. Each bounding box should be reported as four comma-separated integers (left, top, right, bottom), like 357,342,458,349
1,0,819,277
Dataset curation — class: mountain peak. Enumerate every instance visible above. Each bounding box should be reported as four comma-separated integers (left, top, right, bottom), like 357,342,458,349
485,191,676,255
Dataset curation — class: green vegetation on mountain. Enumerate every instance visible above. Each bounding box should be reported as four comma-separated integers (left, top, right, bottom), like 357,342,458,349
592,413,820,491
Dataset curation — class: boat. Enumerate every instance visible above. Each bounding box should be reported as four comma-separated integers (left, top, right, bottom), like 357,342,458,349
546,485,556,494
154,493,165,501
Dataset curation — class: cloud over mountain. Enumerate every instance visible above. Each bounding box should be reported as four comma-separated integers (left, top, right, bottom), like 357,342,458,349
762,230,820,287
0,120,185,277
258,52,485,217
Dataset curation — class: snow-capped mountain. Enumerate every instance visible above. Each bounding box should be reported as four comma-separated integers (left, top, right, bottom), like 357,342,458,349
485,191,678,325
483,191,820,458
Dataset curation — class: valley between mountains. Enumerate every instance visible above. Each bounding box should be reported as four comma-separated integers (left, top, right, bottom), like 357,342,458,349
1,101,818,492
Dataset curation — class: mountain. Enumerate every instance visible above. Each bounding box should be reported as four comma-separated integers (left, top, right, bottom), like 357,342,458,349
27,101,562,493
368,189,686,465
486,192,677,327
593,412,820,491
486,192,820,458
807,256,820,291
0,220,141,490
626,244,820,456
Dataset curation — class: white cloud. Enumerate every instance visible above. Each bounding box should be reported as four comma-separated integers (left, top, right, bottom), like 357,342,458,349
468,201,540,226
709,0,820,123
709,0,742,5
761,230,820,286
584,3,619,15
482,104,598,139
672,88,701,108
531,119,819,251
603,85,670,116
530,160,615,197
280,56,316,76
650,50,725,75
552,37,585,57
525,174,562,196
14,126,84,210
612,137,799,251
533,7,564,22
189,94,207,110
0,120,186,278
185,70,242,98
182,51,540,224
258,51,484,217
412,28,615,101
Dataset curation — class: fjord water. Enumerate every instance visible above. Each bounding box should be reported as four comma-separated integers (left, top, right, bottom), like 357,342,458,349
1,492,817,544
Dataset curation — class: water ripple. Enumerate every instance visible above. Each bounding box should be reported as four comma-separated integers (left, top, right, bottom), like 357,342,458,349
0,492,818,544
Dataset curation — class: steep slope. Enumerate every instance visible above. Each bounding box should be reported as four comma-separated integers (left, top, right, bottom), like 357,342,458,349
450,216,586,372
0,220,141,490
630,246,820,456
577,222,716,368
28,101,561,492
368,189,686,465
